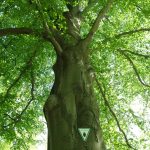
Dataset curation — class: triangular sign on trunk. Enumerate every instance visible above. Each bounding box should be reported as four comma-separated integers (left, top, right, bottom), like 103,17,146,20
78,128,91,141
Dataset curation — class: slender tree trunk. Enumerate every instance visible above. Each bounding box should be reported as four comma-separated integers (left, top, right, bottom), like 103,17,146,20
44,44,106,150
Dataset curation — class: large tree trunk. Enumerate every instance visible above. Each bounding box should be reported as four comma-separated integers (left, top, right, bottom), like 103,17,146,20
43,44,106,150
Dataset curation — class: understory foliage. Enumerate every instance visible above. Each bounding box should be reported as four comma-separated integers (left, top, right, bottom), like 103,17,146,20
0,0,150,149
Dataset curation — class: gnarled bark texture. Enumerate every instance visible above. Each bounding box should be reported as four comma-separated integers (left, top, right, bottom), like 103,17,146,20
43,44,106,150
42,1,113,149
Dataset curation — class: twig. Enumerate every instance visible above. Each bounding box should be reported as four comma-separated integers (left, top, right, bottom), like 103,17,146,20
0,39,13,49
0,50,37,105
117,49,150,88
19,69,35,117
4,113,16,121
95,75,136,150
3,68,35,128
82,0,99,15
122,50,150,58
102,27,150,43
115,28,150,38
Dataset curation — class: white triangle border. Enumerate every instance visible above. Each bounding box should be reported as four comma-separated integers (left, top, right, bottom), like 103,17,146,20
78,128,91,141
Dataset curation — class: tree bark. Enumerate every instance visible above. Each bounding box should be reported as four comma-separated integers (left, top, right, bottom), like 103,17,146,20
43,44,106,150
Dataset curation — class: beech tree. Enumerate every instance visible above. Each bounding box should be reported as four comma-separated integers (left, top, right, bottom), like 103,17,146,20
0,0,150,150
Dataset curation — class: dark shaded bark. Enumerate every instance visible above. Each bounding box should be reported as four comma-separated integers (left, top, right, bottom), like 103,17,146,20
43,45,106,150
0,27,35,36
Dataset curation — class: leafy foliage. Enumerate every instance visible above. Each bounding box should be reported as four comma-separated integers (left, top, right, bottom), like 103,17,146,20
0,0,150,149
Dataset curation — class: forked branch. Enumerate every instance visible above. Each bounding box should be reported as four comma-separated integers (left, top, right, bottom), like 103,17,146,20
83,0,113,47
118,49,150,88
95,75,136,150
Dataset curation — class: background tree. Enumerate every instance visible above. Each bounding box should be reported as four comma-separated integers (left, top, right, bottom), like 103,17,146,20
0,0,150,150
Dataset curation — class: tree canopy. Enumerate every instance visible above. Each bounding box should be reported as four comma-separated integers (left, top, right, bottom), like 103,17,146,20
0,0,150,149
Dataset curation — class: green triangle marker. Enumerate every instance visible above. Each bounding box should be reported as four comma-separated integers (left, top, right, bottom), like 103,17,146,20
78,128,90,141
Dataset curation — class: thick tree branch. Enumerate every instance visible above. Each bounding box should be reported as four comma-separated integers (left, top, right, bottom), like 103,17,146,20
0,27,55,43
63,1,82,41
0,3,63,51
63,11,81,41
0,27,63,52
95,75,136,150
35,0,63,54
0,50,37,105
117,49,150,88
0,27,35,36
82,0,113,47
